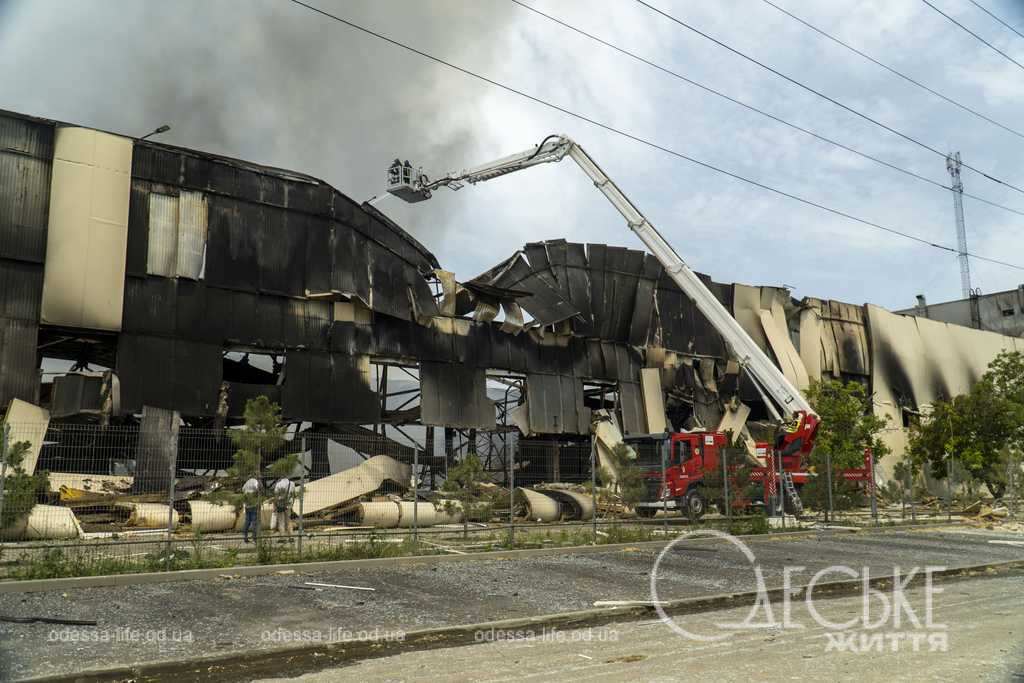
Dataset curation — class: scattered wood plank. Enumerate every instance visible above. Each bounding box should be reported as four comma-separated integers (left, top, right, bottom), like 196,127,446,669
305,582,375,591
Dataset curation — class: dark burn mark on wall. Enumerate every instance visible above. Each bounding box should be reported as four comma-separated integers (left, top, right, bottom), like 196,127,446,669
874,342,916,411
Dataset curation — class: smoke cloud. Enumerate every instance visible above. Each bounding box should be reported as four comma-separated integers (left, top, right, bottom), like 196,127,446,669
0,0,521,248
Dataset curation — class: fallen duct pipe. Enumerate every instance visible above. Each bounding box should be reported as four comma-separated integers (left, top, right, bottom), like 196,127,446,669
188,501,239,533
354,500,463,528
357,501,402,528
514,488,561,522
396,501,438,528
0,505,82,541
540,489,595,521
116,503,180,529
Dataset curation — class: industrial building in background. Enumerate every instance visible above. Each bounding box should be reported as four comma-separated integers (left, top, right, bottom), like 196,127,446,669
901,287,1024,338
1,109,1022,488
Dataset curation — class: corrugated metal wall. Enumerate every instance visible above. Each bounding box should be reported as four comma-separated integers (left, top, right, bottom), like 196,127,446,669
0,112,51,407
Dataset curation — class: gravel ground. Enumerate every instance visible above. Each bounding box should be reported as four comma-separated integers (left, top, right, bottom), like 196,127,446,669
0,526,1021,680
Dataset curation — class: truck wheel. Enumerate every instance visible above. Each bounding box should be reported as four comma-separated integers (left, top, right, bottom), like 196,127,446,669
636,507,657,518
682,491,707,520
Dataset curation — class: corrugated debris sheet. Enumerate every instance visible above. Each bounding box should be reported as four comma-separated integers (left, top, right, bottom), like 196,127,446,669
468,239,729,354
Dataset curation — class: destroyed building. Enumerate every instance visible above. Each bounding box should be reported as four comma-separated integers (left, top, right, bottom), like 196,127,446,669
2,108,1023,484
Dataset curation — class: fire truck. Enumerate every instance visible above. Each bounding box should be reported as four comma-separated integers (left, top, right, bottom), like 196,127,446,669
628,430,875,519
384,134,827,516
627,430,807,518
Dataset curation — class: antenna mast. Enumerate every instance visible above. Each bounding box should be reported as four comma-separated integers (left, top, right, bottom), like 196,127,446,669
946,151,971,298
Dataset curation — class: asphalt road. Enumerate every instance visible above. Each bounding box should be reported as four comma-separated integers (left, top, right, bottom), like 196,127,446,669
261,573,1024,682
1,526,1021,681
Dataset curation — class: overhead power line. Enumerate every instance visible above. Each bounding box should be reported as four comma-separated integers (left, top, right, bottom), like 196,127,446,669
921,0,1024,71
759,0,1024,141
510,0,1024,220
968,0,1024,41
286,0,1024,273
635,0,1024,198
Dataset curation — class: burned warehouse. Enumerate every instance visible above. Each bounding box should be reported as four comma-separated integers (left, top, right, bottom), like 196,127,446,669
1,108,1023,484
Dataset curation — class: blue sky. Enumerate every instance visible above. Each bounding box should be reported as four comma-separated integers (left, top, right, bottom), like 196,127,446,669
2,0,1023,310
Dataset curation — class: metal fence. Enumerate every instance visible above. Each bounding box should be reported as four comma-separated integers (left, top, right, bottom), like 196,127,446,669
0,420,1019,579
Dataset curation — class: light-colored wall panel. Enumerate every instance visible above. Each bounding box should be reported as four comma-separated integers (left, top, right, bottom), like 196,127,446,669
41,127,132,331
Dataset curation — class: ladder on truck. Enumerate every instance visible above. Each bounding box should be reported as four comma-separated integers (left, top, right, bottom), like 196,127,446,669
780,471,803,515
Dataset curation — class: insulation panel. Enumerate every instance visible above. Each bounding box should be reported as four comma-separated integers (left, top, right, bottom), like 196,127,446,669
41,127,133,331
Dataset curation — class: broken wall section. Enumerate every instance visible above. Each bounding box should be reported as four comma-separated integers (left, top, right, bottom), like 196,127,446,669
868,305,1023,478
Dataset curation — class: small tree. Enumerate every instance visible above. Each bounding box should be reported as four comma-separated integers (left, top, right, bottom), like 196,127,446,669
441,454,492,537
908,378,1017,498
701,445,762,515
0,433,49,530
804,379,889,511
212,397,298,508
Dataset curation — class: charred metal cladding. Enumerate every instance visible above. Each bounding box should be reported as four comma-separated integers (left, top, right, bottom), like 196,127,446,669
1,109,1023,486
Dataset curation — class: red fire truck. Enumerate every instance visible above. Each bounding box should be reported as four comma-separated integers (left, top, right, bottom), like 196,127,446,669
629,431,874,519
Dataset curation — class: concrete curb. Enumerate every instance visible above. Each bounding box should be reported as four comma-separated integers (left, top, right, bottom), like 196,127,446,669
0,522,961,593
23,557,1024,683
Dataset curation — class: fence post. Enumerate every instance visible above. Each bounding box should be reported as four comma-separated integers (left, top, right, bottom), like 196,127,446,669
509,439,516,548
298,435,306,559
660,438,668,533
825,451,834,524
869,450,878,526
0,424,9,534
946,454,953,523
165,427,175,572
412,445,419,546
1010,450,1018,520
778,445,785,530
722,446,731,531
589,437,597,544
908,460,916,522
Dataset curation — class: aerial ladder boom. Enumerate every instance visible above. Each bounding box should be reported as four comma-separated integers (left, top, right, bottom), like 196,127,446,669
385,135,819,457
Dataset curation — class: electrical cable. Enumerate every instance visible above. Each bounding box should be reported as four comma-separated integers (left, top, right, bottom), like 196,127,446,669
286,0,1024,272
512,0,1024,220
968,0,1024,41
759,0,1024,141
636,0,1024,197
920,0,1024,71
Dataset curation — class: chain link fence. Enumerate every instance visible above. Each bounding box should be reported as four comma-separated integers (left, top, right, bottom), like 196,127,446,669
1,420,1018,579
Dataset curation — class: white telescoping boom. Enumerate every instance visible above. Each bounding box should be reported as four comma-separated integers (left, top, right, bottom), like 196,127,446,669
385,135,819,456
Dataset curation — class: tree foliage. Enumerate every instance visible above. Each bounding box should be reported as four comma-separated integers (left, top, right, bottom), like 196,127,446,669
701,446,762,513
908,350,1023,498
441,454,494,525
213,397,299,507
803,379,888,511
805,379,890,470
0,431,50,529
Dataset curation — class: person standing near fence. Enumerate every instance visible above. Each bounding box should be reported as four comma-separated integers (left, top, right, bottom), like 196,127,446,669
272,476,296,536
241,474,261,543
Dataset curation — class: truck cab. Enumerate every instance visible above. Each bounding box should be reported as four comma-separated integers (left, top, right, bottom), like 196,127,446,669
626,431,729,519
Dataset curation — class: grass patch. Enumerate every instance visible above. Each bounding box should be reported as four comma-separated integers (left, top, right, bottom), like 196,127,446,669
9,545,241,580
5,517,777,580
